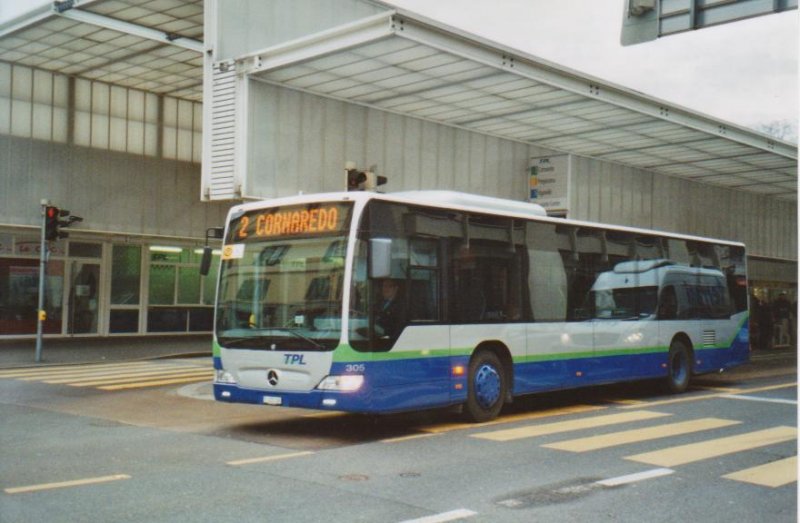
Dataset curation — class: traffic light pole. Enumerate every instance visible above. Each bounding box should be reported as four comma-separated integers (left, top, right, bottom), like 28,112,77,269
35,199,49,363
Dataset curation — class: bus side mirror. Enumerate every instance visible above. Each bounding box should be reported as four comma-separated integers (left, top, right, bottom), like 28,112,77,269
200,246,213,276
369,238,392,279
200,227,224,276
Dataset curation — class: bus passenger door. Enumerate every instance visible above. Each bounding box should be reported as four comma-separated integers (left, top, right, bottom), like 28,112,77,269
525,320,592,391
523,251,591,392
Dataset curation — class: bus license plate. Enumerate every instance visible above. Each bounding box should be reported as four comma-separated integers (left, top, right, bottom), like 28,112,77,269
263,396,282,406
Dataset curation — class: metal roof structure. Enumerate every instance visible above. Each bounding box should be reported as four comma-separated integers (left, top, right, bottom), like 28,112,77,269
1,0,796,201
0,0,203,101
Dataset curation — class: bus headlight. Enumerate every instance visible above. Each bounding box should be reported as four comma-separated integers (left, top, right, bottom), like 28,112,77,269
317,375,364,392
215,369,237,385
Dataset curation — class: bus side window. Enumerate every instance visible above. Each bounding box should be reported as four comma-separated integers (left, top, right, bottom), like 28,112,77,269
658,285,678,320
526,222,568,322
408,238,440,322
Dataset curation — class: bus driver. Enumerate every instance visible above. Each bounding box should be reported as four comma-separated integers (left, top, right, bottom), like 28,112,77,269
376,279,406,339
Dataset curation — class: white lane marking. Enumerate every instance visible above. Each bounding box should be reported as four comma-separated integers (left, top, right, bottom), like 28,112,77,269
226,451,314,466
718,394,797,405
596,468,675,487
398,509,478,523
4,474,131,494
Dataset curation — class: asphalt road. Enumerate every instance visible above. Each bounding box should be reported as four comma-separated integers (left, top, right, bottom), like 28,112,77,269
0,352,796,522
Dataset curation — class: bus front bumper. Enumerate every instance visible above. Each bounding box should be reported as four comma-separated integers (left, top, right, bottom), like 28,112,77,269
213,383,371,412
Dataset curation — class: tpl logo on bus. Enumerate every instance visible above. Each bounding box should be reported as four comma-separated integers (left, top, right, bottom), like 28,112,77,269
284,354,307,366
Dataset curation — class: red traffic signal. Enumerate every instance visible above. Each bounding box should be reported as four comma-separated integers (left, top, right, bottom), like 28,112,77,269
43,205,82,241
44,206,61,241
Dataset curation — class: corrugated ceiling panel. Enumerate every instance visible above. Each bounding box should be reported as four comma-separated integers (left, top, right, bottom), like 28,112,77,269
738,172,797,184
0,2,203,101
0,2,794,201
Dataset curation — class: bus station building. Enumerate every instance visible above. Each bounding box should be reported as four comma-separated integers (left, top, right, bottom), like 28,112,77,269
0,0,795,344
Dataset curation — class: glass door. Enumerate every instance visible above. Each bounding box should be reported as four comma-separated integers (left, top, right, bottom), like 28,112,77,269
69,261,101,334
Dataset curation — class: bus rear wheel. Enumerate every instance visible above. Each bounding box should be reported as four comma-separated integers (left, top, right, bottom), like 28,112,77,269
464,351,507,422
665,339,692,394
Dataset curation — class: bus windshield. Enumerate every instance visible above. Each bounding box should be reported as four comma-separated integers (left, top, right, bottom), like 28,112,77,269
215,202,353,351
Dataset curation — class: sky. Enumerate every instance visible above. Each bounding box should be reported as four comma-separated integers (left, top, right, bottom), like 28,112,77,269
2,0,797,137
385,0,798,138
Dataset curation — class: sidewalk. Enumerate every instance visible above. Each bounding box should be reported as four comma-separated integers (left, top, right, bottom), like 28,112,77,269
0,335,212,368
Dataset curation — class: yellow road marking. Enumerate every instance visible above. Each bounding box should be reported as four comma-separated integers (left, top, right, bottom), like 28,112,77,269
723,456,798,487
98,374,213,390
543,418,741,453
472,410,671,442
226,451,314,466
35,365,208,383
621,381,797,409
419,404,606,434
302,411,349,419
695,386,742,393
737,383,797,394
67,369,213,387
626,426,797,467
0,361,212,390
605,398,646,405
382,433,439,444
620,393,719,409
0,361,161,378
4,474,130,494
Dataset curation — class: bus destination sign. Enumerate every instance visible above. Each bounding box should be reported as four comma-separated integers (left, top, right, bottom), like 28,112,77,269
228,202,352,243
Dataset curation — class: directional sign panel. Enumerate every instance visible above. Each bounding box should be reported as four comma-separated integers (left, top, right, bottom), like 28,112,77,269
622,0,798,45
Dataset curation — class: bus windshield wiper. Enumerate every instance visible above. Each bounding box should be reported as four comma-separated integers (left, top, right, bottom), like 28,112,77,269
218,335,273,349
270,328,326,350
219,329,326,350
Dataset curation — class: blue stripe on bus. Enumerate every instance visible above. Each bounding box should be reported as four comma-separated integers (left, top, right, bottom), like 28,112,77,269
214,343,748,414
215,319,749,413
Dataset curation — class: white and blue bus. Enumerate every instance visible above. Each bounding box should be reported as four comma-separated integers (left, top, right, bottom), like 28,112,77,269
210,190,749,421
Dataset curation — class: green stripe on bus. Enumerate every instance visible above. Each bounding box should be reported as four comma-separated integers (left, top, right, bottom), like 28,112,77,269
332,344,461,363
333,341,740,364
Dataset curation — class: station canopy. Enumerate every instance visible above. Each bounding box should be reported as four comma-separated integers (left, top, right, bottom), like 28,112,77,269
1,0,796,201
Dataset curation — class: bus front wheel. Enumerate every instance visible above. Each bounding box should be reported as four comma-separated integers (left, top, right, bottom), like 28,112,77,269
665,339,692,394
464,351,507,422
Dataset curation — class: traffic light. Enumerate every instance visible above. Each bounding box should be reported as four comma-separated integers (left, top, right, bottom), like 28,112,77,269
44,206,61,241
346,167,367,191
44,206,82,241
345,164,387,191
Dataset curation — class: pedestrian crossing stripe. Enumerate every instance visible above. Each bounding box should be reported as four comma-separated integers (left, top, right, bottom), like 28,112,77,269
542,418,741,453
44,368,212,386
626,426,797,467
419,404,606,434
98,374,214,391
0,361,212,391
31,363,203,383
0,361,165,378
471,410,671,442
722,456,798,488
466,410,797,488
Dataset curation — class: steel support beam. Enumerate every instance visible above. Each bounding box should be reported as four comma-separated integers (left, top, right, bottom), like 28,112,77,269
239,12,395,75
56,5,203,53
395,14,797,160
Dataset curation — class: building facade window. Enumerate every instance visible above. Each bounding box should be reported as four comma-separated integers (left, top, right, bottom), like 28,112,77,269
110,244,141,334
0,230,219,338
146,246,216,333
0,235,65,335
